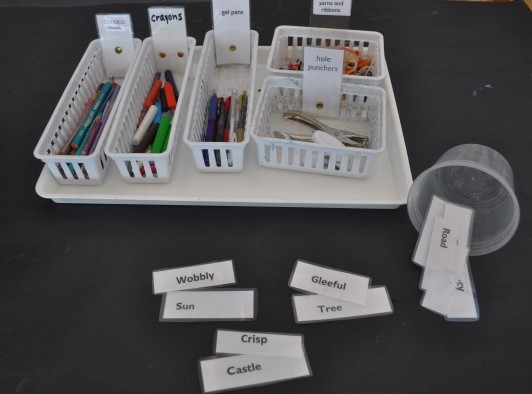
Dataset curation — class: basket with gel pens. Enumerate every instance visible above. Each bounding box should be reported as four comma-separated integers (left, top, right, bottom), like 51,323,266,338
250,77,387,179
183,30,258,172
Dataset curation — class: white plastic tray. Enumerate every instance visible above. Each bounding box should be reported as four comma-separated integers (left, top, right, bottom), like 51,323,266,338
35,47,412,208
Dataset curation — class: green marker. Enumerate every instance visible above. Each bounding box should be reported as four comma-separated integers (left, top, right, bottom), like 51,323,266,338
151,115,171,153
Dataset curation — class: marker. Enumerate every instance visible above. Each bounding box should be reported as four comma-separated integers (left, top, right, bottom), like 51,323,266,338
223,96,231,142
164,70,180,101
144,79,163,110
132,104,158,146
164,81,177,110
151,115,172,153
236,90,248,142
205,93,218,143
159,86,168,113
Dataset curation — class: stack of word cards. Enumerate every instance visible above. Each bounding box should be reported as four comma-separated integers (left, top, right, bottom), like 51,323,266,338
412,195,479,321
288,260,393,324
152,260,257,322
199,329,312,393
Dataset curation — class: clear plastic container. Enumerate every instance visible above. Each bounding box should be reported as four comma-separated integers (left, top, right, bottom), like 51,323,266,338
407,144,520,256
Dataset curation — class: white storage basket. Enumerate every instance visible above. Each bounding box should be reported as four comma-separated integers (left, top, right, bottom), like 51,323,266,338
105,37,196,183
184,30,258,172
34,38,141,185
250,77,386,179
267,26,385,86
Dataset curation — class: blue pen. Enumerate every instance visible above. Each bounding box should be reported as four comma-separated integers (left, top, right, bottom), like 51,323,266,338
205,93,218,142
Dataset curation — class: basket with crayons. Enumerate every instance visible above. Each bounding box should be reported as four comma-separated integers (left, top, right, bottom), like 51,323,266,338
105,36,196,183
34,38,141,185
183,30,258,172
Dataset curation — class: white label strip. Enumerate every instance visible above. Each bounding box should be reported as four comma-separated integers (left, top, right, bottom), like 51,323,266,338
313,0,352,16
199,354,312,393
152,260,235,294
412,195,446,267
292,286,393,324
421,245,478,321
289,260,370,305
302,47,344,117
419,217,459,297
95,14,135,78
148,7,189,73
212,0,251,65
446,259,479,321
159,289,256,322
214,330,306,358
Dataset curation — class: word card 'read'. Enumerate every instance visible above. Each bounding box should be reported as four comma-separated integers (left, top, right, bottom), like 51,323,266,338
289,260,370,305
199,354,312,393
159,289,256,322
292,286,393,324
214,330,306,358
153,260,236,294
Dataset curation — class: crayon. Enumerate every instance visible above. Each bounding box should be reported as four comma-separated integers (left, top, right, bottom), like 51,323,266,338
150,115,172,153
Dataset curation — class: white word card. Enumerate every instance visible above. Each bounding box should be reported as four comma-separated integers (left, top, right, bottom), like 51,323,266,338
302,47,344,117
199,354,312,393
419,217,460,297
95,14,135,78
313,0,353,16
214,329,306,358
159,289,256,322
152,260,236,294
148,7,189,72
289,260,370,305
212,0,251,65
292,286,393,324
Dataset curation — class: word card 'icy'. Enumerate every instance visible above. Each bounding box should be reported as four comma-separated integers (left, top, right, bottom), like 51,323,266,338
199,354,312,393
214,329,306,358
289,260,370,305
159,289,256,322
152,260,236,294
292,286,393,324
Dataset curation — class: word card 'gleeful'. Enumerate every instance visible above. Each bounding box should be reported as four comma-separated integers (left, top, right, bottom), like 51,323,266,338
199,354,312,393
292,286,393,324
95,13,135,78
148,7,189,73
152,260,236,294
302,47,344,117
214,329,306,358
212,0,251,65
159,289,257,322
289,260,370,305
313,0,353,16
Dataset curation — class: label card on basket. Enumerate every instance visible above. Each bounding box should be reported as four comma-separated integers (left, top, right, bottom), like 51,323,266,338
214,329,306,358
212,0,251,65
289,260,370,305
312,0,352,16
199,354,312,393
292,286,393,324
159,289,257,322
302,47,343,117
148,7,189,73
95,14,135,77
152,260,236,294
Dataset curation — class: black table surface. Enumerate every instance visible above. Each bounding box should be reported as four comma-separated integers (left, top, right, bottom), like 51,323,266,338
1,1,532,393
